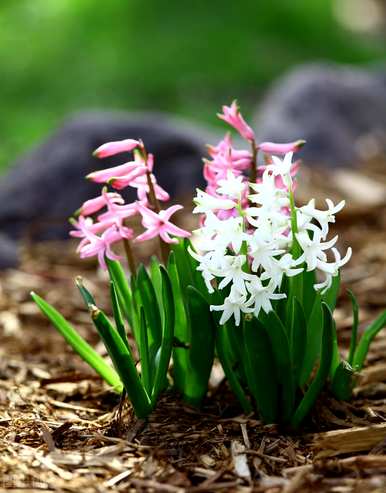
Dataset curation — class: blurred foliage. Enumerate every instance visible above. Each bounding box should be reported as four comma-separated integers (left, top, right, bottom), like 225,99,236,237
0,0,385,170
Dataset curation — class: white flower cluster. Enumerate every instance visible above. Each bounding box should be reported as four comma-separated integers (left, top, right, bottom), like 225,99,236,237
190,152,352,326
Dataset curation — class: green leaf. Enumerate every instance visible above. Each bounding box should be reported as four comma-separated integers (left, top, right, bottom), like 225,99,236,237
322,272,340,311
260,310,295,423
353,310,386,370
291,302,334,429
347,290,359,366
149,256,164,315
110,281,130,349
302,270,317,321
290,297,307,385
167,252,189,395
106,258,134,328
299,293,323,386
75,276,96,306
331,360,356,401
183,286,215,406
329,315,341,378
151,267,174,403
139,307,151,394
171,239,194,291
90,305,152,418
215,322,252,414
31,292,122,392
242,316,278,423
136,263,162,363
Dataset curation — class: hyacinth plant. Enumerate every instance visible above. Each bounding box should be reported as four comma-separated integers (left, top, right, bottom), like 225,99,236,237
32,102,386,428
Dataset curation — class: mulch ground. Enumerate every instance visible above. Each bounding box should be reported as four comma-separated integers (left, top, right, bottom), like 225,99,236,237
1,162,386,492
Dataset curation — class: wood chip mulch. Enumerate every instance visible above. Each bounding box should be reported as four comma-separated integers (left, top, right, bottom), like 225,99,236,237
1,161,386,492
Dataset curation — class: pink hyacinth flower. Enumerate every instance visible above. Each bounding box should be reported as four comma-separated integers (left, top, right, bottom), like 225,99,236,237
97,198,138,224
108,166,148,190
69,216,118,257
217,101,255,141
78,225,127,270
258,140,306,155
93,139,140,158
136,203,190,244
77,192,124,216
86,160,147,184
130,173,170,203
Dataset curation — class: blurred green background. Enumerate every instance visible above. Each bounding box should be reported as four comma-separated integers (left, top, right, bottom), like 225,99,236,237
1,0,385,171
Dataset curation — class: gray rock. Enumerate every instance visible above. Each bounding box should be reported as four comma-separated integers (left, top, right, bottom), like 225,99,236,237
254,63,386,166
0,111,207,246
0,234,19,269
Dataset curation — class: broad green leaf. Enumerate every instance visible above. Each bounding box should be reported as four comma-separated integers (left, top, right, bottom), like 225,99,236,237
171,239,194,290
167,253,189,395
128,274,141,344
291,302,334,429
331,360,356,401
353,310,386,370
106,258,134,328
260,310,295,423
322,272,340,311
90,305,152,418
110,281,129,349
299,293,323,386
302,270,317,321
347,290,359,366
216,323,252,414
139,307,151,393
151,267,175,403
149,256,164,315
136,263,162,362
31,292,122,392
184,240,210,299
290,297,307,385
183,286,215,406
329,315,341,378
242,316,278,423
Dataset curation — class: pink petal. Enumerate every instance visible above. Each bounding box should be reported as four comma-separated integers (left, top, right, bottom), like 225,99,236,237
87,161,142,183
163,222,191,238
109,166,147,189
258,140,306,155
136,202,160,224
160,204,184,221
159,230,178,244
135,228,159,242
93,139,140,158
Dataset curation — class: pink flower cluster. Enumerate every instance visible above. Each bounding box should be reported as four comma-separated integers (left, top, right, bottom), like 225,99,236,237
70,139,190,269
202,101,305,218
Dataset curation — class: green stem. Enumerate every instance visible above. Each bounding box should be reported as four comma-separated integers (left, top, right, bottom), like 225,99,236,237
145,167,170,265
123,236,136,277
249,140,258,184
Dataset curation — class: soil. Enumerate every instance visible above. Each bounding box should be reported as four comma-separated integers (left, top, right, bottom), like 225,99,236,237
1,162,386,492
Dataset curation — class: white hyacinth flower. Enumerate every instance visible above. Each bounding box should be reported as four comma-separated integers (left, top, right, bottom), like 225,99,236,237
217,171,246,200
215,255,255,295
265,152,294,187
190,143,352,325
261,253,304,289
246,278,286,317
210,288,253,326
193,189,236,214
296,227,338,272
299,198,345,238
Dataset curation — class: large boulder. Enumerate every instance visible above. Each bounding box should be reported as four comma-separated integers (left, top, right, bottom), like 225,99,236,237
0,111,207,247
254,63,386,166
